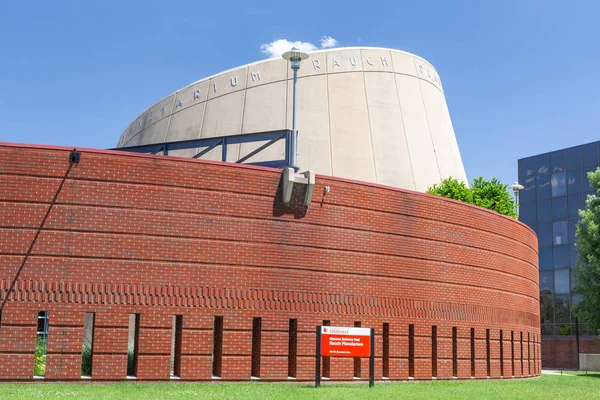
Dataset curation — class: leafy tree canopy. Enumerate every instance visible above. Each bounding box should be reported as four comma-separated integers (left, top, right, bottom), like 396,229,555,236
426,177,517,218
573,168,600,337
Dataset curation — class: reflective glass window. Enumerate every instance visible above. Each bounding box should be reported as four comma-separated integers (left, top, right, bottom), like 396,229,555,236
551,172,566,197
539,247,552,271
551,196,566,220
521,176,536,203
519,201,536,226
541,324,555,335
553,221,567,245
536,153,551,175
530,224,538,237
540,292,554,324
583,165,598,192
520,157,535,179
569,244,578,267
551,150,565,173
566,147,582,170
554,295,571,322
582,143,599,167
571,269,579,291
567,169,582,194
538,223,553,247
537,199,552,223
536,175,551,199
553,246,568,270
568,219,578,243
568,194,583,219
539,272,554,295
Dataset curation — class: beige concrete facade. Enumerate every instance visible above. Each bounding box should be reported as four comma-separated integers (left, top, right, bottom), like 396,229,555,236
117,47,467,191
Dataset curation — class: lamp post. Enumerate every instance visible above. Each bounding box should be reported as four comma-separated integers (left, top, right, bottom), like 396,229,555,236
282,47,309,172
509,182,524,218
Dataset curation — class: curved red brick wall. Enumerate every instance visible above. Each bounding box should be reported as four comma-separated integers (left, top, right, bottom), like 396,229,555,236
0,143,540,381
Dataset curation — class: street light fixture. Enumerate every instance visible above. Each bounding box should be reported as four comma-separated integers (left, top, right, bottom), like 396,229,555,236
509,182,524,218
282,47,310,172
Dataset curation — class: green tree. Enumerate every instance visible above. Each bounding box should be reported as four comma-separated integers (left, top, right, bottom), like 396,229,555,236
426,177,473,203
471,177,518,218
426,177,517,218
573,168,600,338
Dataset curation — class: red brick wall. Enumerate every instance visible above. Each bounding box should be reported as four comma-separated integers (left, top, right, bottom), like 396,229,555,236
0,143,541,381
542,337,600,369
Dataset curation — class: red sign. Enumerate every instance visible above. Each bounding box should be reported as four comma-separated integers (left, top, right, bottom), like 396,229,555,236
320,326,371,357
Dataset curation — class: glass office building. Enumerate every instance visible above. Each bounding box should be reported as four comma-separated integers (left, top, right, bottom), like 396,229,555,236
518,141,600,336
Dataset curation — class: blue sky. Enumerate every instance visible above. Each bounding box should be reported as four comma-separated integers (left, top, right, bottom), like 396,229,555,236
1,1,599,188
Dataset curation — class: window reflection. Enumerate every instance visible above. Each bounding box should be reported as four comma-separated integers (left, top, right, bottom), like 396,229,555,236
568,219,578,243
519,202,536,226
539,247,553,271
554,295,571,322
566,147,582,170
536,175,552,199
541,324,555,335
537,199,551,222
568,194,583,219
540,272,553,295
551,151,565,173
553,246,568,269
521,176,536,203
536,153,551,175
583,165,598,192
551,172,566,196
538,223,553,247
540,292,554,325
555,270,570,294
569,244,578,267
571,269,579,291
551,197,566,220
553,221,567,245
582,143,599,167
567,169,582,194
521,157,535,178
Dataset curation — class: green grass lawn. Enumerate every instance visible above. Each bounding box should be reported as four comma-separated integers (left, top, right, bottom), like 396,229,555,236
1,374,599,399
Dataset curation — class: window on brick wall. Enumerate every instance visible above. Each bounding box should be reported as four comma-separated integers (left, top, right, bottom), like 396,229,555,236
288,319,297,378
432,326,438,378
81,313,95,377
452,327,457,378
34,311,49,377
354,321,361,378
408,324,415,378
212,316,223,378
170,315,183,379
251,317,262,379
127,314,140,378
383,323,390,379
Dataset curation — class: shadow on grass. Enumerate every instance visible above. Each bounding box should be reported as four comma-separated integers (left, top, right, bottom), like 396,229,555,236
578,373,600,378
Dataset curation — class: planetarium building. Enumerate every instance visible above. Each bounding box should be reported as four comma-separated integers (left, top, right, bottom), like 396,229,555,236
0,47,540,382
117,47,466,192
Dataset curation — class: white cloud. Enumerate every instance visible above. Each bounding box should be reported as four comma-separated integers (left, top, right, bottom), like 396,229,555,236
259,36,339,58
320,36,338,48
260,39,318,58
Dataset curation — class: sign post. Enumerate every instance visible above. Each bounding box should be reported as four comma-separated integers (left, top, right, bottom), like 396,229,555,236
315,326,375,388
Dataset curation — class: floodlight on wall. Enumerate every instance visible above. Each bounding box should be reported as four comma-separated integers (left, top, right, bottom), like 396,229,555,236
508,182,524,217
282,48,309,172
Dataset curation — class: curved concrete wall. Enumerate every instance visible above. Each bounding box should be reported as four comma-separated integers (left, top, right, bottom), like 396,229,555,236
0,144,539,381
117,47,467,192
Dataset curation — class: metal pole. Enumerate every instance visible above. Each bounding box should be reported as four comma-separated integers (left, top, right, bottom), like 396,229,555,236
514,189,519,218
291,67,298,171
